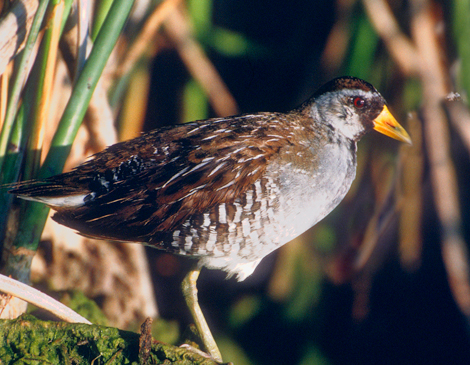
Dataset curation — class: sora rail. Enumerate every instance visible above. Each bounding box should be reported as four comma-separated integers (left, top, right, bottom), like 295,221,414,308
10,76,411,362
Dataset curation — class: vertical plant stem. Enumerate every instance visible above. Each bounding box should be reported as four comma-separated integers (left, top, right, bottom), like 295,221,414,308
0,105,27,253
411,0,470,320
0,0,51,174
0,63,11,125
23,0,65,181
5,0,136,282
40,0,135,177
91,0,114,41
76,0,91,76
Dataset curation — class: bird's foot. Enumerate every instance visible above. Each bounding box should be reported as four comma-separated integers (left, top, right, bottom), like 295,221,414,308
179,343,232,364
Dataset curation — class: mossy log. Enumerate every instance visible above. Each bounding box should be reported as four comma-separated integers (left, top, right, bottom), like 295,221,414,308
0,314,222,365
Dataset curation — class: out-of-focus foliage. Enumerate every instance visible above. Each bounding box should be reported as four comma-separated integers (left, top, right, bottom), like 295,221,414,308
453,0,470,99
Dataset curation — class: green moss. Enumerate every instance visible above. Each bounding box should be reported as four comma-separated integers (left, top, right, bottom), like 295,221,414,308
0,314,220,365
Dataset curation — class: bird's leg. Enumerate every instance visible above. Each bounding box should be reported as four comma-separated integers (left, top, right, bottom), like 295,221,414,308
181,268,223,363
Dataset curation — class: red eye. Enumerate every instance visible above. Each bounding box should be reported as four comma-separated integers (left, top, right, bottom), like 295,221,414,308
353,97,365,108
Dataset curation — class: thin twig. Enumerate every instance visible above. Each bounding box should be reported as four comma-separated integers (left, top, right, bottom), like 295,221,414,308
444,98,470,159
164,3,238,117
398,113,424,270
410,0,470,317
115,0,182,79
353,167,400,273
362,0,420,76
320,0,353,74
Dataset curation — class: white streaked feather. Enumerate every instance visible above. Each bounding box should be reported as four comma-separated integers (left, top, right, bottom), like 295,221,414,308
17,194,87,208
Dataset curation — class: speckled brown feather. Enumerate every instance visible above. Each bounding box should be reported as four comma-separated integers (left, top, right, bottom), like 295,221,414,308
12,112,309,243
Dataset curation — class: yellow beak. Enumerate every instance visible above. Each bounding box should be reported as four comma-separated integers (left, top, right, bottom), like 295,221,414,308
373,105,412,144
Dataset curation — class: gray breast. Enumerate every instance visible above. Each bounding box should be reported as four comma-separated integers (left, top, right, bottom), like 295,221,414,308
183,138,357,280
261,138,357,243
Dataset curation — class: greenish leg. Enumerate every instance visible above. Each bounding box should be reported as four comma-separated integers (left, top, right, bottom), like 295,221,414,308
181,268,223,363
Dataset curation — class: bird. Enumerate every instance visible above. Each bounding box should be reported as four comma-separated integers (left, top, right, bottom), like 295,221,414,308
9,76,411,362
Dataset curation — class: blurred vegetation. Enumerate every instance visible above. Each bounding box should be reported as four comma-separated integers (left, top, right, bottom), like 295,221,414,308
1,0,470,364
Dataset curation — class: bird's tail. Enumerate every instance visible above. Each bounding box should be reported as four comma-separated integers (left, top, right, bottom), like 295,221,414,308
7,178,89,208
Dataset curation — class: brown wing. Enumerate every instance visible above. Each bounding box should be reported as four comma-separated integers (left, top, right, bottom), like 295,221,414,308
13,112,295,244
